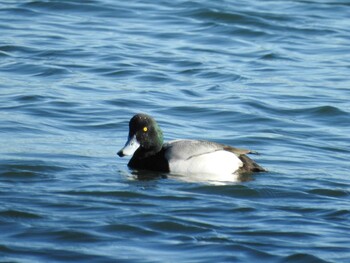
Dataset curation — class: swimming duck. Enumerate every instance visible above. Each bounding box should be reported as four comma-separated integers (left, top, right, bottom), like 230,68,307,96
118,114,266,178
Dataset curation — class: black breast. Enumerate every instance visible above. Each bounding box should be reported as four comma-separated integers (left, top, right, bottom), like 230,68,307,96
128,148,169,172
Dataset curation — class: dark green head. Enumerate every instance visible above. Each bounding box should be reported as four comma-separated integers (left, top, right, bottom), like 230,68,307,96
118,114,164,157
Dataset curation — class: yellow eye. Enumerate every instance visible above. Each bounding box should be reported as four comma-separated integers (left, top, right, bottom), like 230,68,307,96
143,127,148,132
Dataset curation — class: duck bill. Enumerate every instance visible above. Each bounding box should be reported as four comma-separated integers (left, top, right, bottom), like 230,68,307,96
117,135,140,157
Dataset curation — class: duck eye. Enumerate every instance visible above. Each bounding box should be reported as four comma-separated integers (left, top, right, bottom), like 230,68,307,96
143,127,148,132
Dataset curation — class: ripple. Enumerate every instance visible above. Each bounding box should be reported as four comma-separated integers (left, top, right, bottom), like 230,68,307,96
189,185,261,198
0,50,11,57
0,44,37,55
282,253,331,263
190,8,262,26
0,244,13,253
14,94,49,103
50,230,106,243
0,244,114,263
100,224,157,238
308,188,350,198
0,161,66,178
0,209,43,220
1,61,71,78
260,52,299,62
149,220,210,235
59,189,152,199
299,105,350,125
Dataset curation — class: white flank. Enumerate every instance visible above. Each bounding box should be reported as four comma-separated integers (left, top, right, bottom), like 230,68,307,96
168,150,243,182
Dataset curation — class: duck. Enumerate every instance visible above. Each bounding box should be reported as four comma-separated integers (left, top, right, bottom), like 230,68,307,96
117,113,266,179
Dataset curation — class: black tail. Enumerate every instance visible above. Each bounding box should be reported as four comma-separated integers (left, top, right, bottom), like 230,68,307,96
238,154,267,174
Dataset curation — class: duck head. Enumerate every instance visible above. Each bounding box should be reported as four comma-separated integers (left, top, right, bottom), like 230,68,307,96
118,114,164,158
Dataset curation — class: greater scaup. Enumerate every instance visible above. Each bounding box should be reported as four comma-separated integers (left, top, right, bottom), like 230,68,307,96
118,114,266,178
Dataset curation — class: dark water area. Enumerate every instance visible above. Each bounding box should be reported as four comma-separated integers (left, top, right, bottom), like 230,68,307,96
1,0,350,262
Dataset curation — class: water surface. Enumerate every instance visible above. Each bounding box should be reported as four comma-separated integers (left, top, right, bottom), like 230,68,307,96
1,0,350,262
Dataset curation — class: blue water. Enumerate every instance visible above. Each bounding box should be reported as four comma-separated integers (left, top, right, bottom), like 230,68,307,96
1,0,350,262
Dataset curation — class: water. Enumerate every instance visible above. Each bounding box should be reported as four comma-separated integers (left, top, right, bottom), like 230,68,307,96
1,0,350,262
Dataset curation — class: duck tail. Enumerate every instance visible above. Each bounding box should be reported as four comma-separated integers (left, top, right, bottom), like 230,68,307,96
238,154,267,173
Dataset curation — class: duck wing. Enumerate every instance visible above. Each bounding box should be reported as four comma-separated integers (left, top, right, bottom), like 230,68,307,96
163,139,266,174
163,139,252,161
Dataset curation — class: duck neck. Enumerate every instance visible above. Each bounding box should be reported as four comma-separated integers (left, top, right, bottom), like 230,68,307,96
136,122,163,159
135,143,162,159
